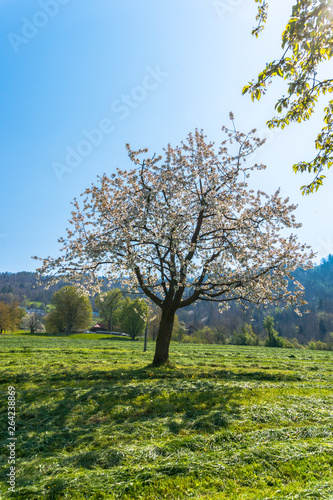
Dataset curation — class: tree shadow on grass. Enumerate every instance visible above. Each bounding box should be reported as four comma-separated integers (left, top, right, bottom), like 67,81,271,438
0,361,255,497
0,359,299,495
0,360,302,387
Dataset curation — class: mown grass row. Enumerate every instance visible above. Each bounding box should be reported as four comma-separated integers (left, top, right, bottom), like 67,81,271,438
0,334,333,499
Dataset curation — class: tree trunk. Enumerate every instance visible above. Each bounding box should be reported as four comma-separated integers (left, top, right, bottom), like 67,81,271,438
152,307,176,366
143,321,148,352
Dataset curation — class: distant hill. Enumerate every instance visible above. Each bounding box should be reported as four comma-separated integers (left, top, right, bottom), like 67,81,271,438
0,272,63,306
176,255,333,343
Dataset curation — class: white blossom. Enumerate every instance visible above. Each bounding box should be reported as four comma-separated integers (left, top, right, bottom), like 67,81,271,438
34,125,314,323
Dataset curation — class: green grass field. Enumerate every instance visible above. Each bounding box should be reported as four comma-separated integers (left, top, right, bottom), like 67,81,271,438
1,334,333,499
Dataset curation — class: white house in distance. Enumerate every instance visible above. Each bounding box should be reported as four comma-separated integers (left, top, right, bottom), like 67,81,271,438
22,307,45,317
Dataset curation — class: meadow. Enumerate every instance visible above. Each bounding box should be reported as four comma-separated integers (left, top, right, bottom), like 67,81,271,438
0,334,333,499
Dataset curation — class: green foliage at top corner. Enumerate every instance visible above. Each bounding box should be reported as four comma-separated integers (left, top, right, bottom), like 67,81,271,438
249,0,333,193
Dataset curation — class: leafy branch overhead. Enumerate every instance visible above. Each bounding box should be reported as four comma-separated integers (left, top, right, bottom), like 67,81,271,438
244,0,333,194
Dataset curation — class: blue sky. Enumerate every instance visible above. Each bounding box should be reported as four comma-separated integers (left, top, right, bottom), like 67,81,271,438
1,0,333,272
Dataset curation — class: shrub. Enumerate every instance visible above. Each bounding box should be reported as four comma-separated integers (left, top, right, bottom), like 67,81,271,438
289,337,304,349
45,286,92,334
230,323,259,346
325,332,333,350
182,326,229,344
308,340,328,351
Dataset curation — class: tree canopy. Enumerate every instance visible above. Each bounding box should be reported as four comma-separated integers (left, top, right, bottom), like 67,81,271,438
36,123,313,365
21,313,45,334
244,0,333,193
0,301,22,334
45,286,92,334
118,297,148,340
95,288,123,331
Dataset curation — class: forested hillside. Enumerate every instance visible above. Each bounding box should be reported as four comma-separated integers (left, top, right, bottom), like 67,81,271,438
0,272,63,306
176,255,333,343
1,255,333,342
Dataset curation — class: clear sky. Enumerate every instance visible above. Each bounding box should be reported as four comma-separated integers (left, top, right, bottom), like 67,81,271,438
1,0,332,272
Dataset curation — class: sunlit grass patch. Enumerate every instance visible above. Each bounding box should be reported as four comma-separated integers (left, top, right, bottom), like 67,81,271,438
0,336,333,498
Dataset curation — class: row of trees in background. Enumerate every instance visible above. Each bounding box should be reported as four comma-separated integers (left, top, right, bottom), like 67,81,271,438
0,287,149,339
37,287,149,339
44,287,149,338
2,258,333,344
2,260,333,348
1,284,333,350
